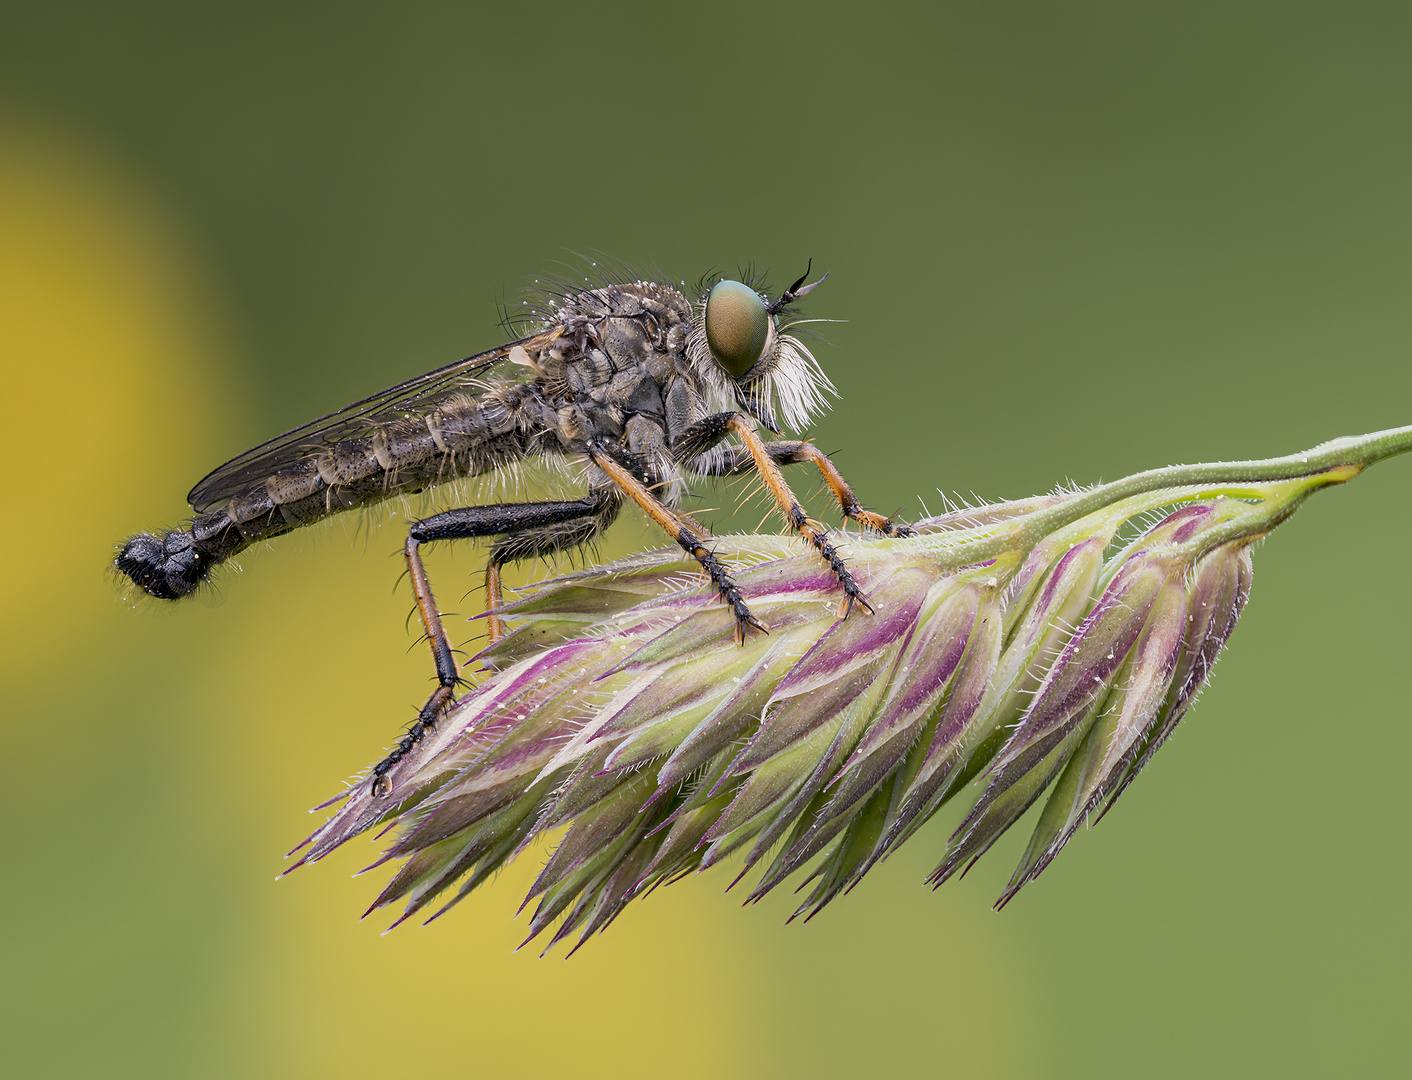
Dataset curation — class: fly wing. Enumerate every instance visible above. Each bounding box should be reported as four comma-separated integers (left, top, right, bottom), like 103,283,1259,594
187,327,561,512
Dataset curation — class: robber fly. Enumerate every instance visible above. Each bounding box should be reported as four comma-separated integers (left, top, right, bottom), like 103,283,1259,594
115,263,909,795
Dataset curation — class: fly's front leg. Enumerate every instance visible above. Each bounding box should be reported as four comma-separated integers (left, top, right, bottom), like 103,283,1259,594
721,440,914,538
590,444,764,645
370,496,610,797
675,414,874,618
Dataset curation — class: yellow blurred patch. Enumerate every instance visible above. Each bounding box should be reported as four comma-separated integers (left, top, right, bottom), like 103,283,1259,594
0,122,226,656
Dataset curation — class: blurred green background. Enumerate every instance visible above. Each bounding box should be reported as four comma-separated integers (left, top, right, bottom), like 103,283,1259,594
2,2,1409,1077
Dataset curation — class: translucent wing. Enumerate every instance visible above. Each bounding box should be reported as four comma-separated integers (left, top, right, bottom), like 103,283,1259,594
188,328,561,512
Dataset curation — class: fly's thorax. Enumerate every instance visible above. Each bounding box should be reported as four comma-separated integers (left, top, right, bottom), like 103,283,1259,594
532,282,696,456
550,279,693,379
539,347,672,450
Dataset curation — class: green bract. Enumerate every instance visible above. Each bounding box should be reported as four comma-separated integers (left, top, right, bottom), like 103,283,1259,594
288,427,1412,954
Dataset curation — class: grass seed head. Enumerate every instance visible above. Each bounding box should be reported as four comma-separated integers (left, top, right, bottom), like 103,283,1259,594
284,431,1410,953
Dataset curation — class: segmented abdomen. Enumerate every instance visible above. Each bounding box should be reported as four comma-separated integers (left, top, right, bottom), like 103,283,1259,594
191,391,535,565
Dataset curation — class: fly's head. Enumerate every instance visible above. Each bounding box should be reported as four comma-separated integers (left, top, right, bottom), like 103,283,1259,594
687,264,836,434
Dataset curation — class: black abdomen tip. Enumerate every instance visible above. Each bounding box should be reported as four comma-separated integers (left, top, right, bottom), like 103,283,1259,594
115,530,208,600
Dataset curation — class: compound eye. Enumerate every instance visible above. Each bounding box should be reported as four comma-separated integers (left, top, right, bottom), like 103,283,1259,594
705,280,770,379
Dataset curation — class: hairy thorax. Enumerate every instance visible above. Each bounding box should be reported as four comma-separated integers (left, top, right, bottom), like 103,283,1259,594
524,282,712,501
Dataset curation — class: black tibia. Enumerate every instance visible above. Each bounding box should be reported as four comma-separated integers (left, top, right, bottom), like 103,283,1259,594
589,442,764,645
408,497,612,544
370,495,620,797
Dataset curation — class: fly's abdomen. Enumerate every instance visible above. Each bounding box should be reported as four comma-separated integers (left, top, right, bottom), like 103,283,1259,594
115,393,532,599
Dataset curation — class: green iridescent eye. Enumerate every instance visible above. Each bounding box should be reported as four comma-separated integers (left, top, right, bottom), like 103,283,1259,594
705,279,770,379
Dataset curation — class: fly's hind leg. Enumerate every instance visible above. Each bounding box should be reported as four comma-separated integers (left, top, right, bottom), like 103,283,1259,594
370,494,618,797
481,504,622,644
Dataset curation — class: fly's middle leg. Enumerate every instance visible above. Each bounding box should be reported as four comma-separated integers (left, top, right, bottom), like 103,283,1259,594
675,414,877,618
370,495,616,797
590,444,764,645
